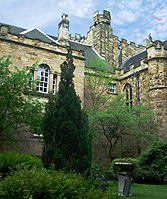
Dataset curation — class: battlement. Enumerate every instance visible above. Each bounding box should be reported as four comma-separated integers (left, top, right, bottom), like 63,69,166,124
70,33,86,43
147,40,167,60
93,10,111,26
120,37,144,49
111,35,144,49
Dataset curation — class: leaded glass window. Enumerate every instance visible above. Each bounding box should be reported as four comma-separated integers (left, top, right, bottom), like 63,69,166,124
37,64,49,93
52,74,57,94
125,83,132,108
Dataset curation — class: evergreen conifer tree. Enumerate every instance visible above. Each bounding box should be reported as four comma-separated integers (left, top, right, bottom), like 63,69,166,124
42,48,92,173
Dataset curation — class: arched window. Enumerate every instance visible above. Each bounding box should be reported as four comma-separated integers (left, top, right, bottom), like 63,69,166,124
37,64,50,93
124,83,132,108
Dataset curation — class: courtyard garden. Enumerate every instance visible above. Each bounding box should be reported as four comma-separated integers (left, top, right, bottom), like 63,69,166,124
0,52,167,198
1,140,167,199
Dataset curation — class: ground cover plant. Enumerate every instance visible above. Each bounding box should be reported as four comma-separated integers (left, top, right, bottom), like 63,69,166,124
0,151,43,178
0,166,124,199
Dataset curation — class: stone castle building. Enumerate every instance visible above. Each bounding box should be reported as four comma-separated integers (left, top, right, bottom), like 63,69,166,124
0,10,166,161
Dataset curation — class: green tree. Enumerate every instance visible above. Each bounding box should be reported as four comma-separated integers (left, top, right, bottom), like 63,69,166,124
0,56,44,148
42,48,92,173
89,94,156,160
84,58,114,112
84,59,157,161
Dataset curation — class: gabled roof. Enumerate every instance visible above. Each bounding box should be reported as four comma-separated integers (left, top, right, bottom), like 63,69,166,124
0,22,57,44
0,22,103,69
119,50,147,71
20,28,57,44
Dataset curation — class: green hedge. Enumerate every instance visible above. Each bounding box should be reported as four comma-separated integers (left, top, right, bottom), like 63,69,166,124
0,167,124,199
0,151,43,178
135,141,167,184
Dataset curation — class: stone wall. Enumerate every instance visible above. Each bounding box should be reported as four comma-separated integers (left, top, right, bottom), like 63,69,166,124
0,33,85,104
1,11,167,164
0,32,85,156
85,41,167,165
117,42,167,137
147,43,167,137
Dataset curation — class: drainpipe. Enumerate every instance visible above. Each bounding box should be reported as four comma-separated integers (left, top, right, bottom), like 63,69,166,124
115,46,122,68
135,71,140,105
135,71,141,155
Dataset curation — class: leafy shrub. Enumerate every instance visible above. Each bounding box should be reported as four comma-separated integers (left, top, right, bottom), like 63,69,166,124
85,162,105,179
0,151,43,178
135,141,167,184
0,167,124,199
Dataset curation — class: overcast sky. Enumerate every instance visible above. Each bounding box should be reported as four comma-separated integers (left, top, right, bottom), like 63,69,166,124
0,0,166,45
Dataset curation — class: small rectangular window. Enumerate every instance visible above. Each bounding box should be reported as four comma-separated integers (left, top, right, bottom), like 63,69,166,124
33,127,43,138
108,83,117,94
28,70,34,90
52,74,57,94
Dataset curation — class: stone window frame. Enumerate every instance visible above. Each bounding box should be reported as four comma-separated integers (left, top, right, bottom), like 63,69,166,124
124,83,132,108
108,82,117,94
28,70,34,91
52,74,57,94
27,64,59,97
37,64,50,93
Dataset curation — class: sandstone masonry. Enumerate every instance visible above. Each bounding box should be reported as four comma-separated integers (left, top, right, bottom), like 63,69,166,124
0,10,166,161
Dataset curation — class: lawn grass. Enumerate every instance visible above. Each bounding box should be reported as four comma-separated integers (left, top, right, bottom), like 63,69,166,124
131,183,167,199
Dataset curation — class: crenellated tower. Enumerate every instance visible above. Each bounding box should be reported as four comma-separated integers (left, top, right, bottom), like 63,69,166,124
85,10,145,68
91,10,113,62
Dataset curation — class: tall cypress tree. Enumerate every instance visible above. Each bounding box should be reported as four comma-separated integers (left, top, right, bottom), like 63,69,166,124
42,48,92,173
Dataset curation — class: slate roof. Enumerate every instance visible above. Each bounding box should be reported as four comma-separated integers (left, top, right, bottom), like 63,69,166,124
5,22,166,72
0,22,102,69
0,22,25,35
119,50,147,71
119,40,167,71
20,28,57,43
69,40,101,67
0,22,57,44
49,35,103,69
69,40,113,70
163,40,167,48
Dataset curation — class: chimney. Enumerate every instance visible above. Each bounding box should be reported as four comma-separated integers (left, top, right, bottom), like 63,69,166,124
58,13,69,45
